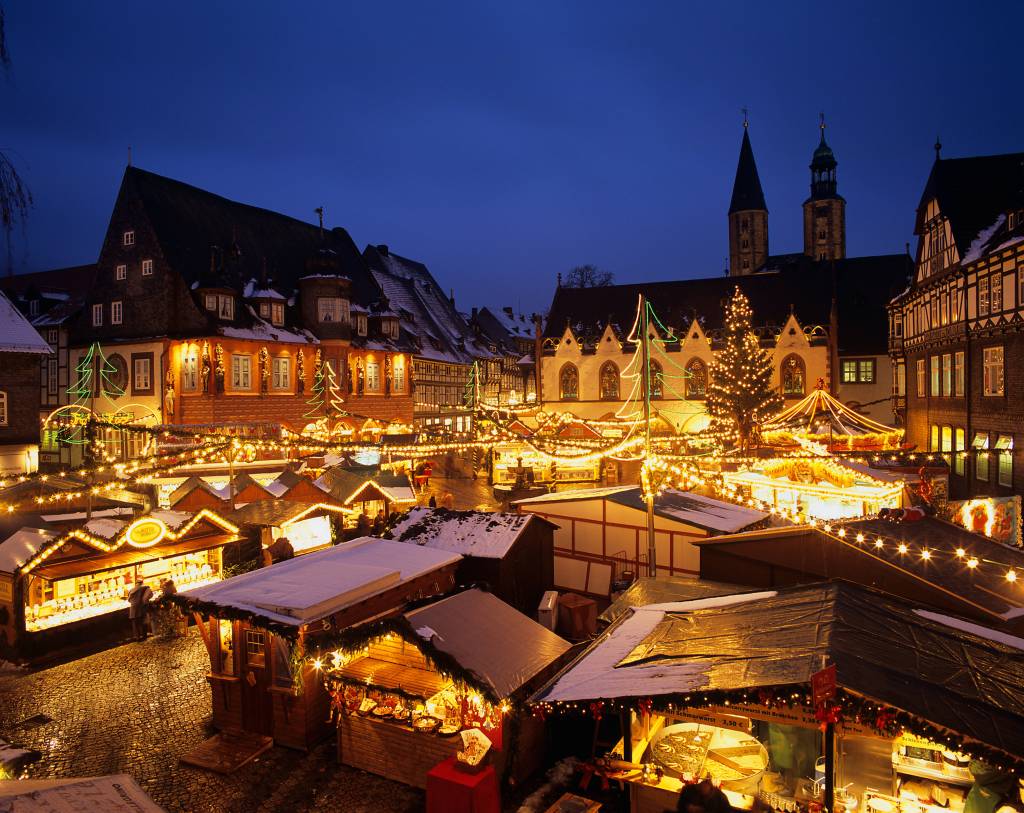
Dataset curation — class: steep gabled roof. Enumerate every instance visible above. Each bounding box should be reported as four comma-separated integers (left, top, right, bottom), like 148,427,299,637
917,152,1024,256
729,128,767,214
122,167,368,293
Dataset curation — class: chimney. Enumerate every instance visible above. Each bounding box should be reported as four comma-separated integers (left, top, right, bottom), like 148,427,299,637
471,307,478,320
376,244,389,257
503,306,513,318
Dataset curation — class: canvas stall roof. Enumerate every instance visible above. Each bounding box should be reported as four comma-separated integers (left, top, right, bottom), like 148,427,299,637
406,589,570,699
598,576,755,627
0,527,57,574
388,507,542,559
181,538,460,627
536,581,1024,762
607,488,768,533
0,291,51,354
227,500,337,528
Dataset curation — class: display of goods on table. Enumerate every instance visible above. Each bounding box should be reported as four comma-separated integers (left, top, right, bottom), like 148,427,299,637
648,722,767,793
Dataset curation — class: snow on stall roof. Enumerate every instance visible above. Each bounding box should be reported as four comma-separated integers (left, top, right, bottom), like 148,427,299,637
537,592,776,703
84,518,125,540
181,538,460,626
42,507,133,523
607,488,768,533
0,291,52,354
962,214,1006,264
148,509,194,531
914,608,1024,651
388,507,534,559
513,485,636,506
0,527,57,574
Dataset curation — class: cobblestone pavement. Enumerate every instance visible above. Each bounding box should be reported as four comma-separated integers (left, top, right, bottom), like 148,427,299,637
0,631,425,812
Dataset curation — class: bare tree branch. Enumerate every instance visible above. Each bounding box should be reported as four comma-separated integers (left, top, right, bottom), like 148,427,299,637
564,264,614,288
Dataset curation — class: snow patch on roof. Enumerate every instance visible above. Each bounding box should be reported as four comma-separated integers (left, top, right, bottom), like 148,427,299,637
915,608,1024,650
0,291,52,354
220,307,317,345
962,214,1006,264
243,280,287,300
0,527,57,574
389,507,533,559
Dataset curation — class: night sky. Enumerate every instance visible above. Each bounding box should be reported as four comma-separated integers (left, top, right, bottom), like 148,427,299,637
5,2,1021,313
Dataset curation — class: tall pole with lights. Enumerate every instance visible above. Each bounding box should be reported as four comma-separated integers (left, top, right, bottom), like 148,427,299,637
640,296,657,576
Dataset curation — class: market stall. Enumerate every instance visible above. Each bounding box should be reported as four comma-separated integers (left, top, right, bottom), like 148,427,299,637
532,581,1024,813
0,508,238,658
170,538,461,750
226,500,348,557
761,386,905,452
317,588,571,788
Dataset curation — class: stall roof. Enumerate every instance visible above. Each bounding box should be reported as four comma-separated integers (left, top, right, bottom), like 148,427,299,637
315,468,416,505
516,486,768,534
598,575,755,627
226,500,344,529
0,526,57,574
180,538,460,627
168,476,227,507
406,589,571,699
387,507,554,559
693,517,1024,623
536,581,1024,762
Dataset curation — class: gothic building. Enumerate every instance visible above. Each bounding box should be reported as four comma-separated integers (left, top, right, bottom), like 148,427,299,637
542,122,911,428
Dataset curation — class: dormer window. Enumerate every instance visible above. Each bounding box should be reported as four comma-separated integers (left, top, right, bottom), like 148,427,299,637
317,297,349,324
123,230,135,246
383,318,399,339
218,296,234,320
357,314,367,336
271,303,284,326
205,294,217,311
1010,212,1017,230
259,302,271,318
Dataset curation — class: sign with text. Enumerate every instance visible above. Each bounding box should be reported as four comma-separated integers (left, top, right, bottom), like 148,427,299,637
812,664,837,707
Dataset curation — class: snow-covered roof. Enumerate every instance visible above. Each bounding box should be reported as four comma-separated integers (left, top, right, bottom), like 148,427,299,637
0,527,57,574
513,485,636,506
388,507,539,559
914,608,1024,650
243,280,287,300
536,592,776,703
83,518,124,540
962,214,1006,265
181,538,460,626
0,291,52,354
220,307,317,345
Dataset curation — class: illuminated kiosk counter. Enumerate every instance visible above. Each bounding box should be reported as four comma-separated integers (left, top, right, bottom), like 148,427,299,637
0,509,238,658
531,583,1024,813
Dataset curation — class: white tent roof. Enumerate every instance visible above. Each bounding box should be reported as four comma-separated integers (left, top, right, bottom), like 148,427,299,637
388,506,539,559
0,291,51,354
182,537,460,626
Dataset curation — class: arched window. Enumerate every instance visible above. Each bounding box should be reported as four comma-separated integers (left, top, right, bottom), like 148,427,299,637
649,360,663,400
685,358,707,399
781,354,806,397
560,364,579,401
599,362,619,400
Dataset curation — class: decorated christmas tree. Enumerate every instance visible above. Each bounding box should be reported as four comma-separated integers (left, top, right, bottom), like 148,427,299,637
706,286,782,452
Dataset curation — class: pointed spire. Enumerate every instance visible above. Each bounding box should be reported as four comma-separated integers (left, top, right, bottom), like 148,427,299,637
729,126,767,214
934,136,942,160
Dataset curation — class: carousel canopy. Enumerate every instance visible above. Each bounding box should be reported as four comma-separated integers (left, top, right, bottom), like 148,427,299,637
763,387,901,440
535,581,1024,763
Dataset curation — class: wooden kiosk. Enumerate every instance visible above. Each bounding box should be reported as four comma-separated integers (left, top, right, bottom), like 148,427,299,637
321,588,571,788
172,538,461,750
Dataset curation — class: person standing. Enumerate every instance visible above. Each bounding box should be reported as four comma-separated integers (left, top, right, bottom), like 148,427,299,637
127,579,154,642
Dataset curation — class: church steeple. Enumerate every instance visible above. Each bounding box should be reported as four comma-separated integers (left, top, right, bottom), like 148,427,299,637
803,115,846,261
728,120,769,276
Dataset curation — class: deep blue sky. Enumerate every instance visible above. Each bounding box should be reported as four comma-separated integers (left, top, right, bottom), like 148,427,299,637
4,2,1020,313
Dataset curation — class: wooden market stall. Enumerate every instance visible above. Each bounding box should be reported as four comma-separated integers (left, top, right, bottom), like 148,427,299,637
321,588,571,788
0,508,238,658
514,486,768,595
386,507,557,615
170,538,461,750
226,500,348,557
532,581,1024,813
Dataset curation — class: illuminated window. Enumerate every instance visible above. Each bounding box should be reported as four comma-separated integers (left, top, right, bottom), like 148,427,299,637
930,356,940,396
954,351,964,397
983,346,1004,396
599,362,619,400
649,360,663,399
841,359,875,384
366,361,381,392
317,297,349,324
892,314,903,338
559,364,579,400
979,276,989,315
271,303,284,326
996,435,1014,487
231,355,252,390
991,274,1003,312
973,432,990,481
205,294,216,311
893,363,905,396
916,359,925,397
218,295,234,320
271,357,290,390
954,427,965,476
141,259,153,276
941,353,952,396
685,358,707,399
930,424,939,452
781,355,805,397
393,356,406,392
181,354,198,392
244,628,265,667
132,355,152,393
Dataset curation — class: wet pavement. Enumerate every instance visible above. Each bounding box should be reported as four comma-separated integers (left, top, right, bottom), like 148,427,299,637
0,630,425,812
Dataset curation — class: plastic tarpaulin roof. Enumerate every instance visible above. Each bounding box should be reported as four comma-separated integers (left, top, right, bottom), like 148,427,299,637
406,589,571,699
538,582,1024,760
598,576,750,627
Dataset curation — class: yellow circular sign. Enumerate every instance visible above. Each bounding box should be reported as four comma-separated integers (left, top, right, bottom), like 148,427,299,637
126,518,168,548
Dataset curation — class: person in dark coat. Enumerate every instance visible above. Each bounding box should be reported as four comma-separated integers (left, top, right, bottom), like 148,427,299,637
127,579,154,641
355,511,371,536
675,778,732,813
428,494,437,508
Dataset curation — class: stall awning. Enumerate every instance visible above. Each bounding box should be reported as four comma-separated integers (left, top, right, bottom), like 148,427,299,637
406,589,571,699
32,535,231,582
535,581,1024,765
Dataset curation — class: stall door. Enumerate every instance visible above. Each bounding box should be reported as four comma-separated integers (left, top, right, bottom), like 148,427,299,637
239,626,274,737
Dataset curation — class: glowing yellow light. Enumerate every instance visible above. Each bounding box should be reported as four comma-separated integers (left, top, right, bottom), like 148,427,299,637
1007,570,1018,583
955,548,966,558
967,558,979,569
898,543,908,554
921,549,931,561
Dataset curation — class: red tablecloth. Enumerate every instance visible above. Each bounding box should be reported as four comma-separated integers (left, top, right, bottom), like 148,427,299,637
426,755,500,813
